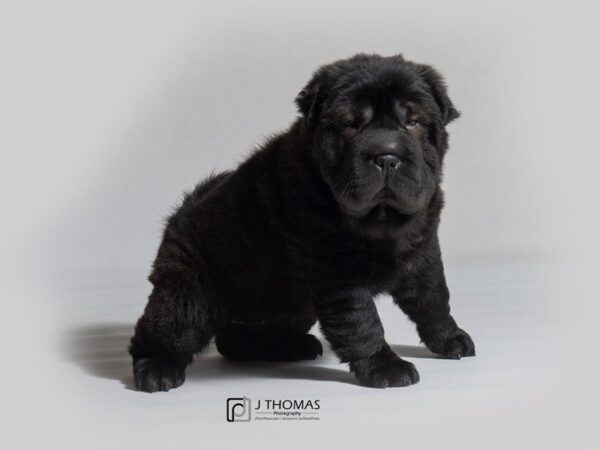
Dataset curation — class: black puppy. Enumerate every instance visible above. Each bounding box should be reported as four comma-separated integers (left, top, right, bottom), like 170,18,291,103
130,54,475,392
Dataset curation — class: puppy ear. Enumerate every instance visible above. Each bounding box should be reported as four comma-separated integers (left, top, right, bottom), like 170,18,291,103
295,80,322,127
416,64,459,125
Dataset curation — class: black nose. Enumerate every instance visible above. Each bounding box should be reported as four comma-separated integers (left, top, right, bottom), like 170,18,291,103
372,154,400,172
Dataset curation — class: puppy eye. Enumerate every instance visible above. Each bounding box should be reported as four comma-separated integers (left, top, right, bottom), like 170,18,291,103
342,119,358,129
406,118,420,129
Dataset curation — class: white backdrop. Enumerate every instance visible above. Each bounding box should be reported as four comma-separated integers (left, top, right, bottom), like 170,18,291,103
1,1,598,449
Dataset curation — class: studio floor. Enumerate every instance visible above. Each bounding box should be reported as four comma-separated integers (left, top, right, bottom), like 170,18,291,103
10,257,596,450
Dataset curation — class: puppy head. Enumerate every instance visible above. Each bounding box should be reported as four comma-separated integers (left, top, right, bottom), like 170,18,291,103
295,54,459,239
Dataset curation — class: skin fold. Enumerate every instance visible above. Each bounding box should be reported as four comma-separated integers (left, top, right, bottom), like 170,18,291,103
129,54,475,392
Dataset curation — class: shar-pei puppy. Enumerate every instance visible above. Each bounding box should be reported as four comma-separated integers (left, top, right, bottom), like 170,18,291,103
130,53,475,392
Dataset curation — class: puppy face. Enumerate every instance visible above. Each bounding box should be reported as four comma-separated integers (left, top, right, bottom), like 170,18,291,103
296,54,459,238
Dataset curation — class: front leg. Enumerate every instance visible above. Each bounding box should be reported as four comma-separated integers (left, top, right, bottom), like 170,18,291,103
393,244,475,359
316,289,419,388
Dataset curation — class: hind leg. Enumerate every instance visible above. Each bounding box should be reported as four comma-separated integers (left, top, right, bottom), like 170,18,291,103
129,271,216,392
215,315,322,362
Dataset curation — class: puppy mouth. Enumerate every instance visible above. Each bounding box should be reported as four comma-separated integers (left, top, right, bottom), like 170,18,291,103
341,186,421,218
372,186,397,202
340,189,419,226
364,204,413,223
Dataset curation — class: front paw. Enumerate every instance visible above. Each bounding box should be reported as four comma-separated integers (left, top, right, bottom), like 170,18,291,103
350,346,420,388
426,328,476,359
133,357,186,393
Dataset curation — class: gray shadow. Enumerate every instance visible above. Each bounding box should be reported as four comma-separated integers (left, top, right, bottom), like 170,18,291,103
391,344,440,359
62,322,357,390
186,357,357,386
63,323,136,390
62,323,441,392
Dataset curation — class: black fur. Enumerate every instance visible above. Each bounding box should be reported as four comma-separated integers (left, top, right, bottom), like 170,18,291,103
129,54,475,392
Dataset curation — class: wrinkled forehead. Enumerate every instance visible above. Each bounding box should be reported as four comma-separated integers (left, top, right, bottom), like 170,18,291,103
324,73,438,122
325,67,437,115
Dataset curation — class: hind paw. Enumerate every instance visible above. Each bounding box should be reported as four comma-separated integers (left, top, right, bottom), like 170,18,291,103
290,334,323,361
